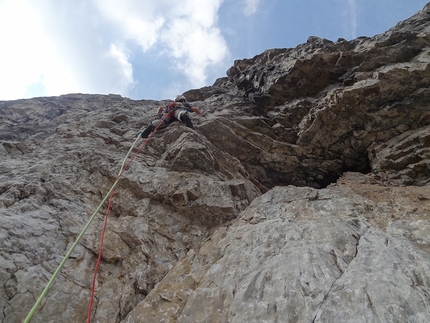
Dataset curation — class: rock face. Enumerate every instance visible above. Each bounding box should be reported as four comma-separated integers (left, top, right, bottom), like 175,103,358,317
124,177,430,323
1,4,430,323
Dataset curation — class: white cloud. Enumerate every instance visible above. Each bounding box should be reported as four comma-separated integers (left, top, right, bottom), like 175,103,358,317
107,43,135,91
0,0,229,100
94,0,230,89
0,0,77,99
159,1,229,86
94,0,166,51
0,0,137,100
242,0,261,17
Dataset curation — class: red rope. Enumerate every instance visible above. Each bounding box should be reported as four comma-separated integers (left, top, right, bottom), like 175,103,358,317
86,115,169,322
87,191,114,322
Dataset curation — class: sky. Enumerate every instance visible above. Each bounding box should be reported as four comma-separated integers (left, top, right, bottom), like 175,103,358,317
0,0,428,101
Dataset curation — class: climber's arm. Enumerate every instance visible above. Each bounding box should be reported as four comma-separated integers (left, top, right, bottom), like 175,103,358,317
190,106,201,114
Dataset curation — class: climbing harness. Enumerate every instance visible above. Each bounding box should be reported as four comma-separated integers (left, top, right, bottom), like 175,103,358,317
24,113,169,323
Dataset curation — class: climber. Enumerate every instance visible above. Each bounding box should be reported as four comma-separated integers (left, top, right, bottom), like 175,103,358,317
138,95,201,138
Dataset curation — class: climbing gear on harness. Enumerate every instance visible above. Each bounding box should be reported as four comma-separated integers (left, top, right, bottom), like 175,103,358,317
175,109,187,120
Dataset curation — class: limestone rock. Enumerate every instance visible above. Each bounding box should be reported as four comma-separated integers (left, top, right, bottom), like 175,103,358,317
1,3,430,323
369,126,430,186
210,3,430,188
0,94,261,323
124,179,430,323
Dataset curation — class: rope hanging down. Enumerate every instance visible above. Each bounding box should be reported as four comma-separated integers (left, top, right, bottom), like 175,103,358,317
24,114,169,323
86,137,136,322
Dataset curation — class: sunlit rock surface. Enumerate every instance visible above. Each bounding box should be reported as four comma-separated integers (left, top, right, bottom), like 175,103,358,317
1,3,430,323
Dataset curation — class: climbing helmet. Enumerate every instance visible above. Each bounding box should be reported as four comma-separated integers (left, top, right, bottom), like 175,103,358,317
174,95,186,102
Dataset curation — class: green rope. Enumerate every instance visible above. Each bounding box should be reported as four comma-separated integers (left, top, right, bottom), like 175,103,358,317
119,135,140,175
24,136,140,323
